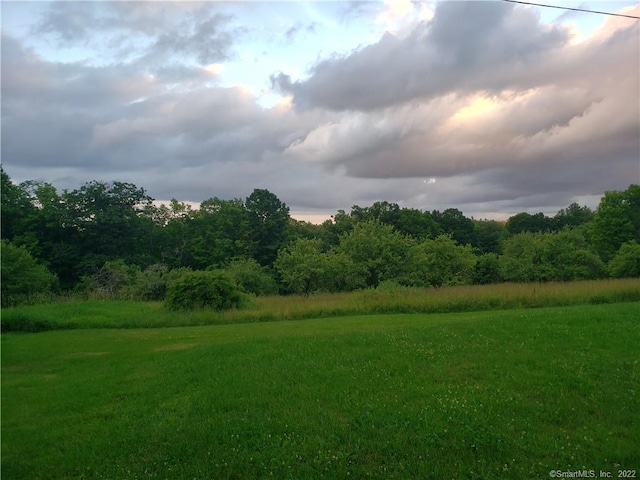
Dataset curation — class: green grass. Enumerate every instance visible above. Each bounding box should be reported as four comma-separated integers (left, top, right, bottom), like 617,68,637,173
2,303,639,479
2,278,640,331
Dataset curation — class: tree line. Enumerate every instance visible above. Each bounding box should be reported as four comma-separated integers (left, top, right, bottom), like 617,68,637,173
1,166,639,306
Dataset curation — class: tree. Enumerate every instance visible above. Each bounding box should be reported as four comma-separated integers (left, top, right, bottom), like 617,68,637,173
591,185,640,261
500,230,605,282
274,238,331,295
473,220,506,254
408,235,477,287
188,197,250,269
245,189,290,266
63,181,154,279
396,208,441,240
553,203,594,230
319,210,355,248
432,208,476,246
1,240,57,307
224,257,278,296
506,212,552,235
337,220,414,287
1,167,35,241
608,241,640,278
473,253,502,285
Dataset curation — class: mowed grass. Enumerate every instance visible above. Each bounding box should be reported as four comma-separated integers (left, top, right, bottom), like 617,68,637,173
3,278,640,331
2,303,639,479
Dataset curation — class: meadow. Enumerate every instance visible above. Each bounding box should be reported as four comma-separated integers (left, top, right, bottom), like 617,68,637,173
2,278,640,331
2,300,639,479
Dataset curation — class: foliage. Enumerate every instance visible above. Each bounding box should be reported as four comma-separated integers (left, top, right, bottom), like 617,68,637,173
188,197,250,269
165,270,244,311
337,220,413,288
500,230,606,282
1,168,638,296
1,240,57,307
408,235,477,287
591,184,640,260
608,241,640,278
274,238,332,295
0,166,35,241
506,212,552,235
473,220,505,254
245,188,290,266
473,253,502,285
224,257,278,296
553,202,594,230
432,208,477,246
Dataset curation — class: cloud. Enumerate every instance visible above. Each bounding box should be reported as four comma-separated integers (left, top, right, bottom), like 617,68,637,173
273,1,568,111
2,1,638,222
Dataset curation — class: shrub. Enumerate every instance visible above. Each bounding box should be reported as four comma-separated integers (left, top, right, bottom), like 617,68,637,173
1,240,57,307
224,257,278,296
608,241,640,278
165,270,245,311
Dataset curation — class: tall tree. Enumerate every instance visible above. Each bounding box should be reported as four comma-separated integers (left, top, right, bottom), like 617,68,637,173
591,185,640,261
188,197,250,269
553,203,594,231
245,189,290,266
0,167,35,241
63,181,153,278
432,208,477,246
337,220,413,287
506,212,552,235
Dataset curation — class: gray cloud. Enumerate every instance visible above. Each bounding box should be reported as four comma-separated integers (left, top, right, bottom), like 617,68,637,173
273,1,568,111
2,1,638,222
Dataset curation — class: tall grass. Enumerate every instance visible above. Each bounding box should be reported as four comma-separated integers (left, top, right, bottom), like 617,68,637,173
2,278,639,332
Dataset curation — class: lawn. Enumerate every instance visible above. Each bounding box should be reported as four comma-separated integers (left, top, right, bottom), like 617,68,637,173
2,302,639,479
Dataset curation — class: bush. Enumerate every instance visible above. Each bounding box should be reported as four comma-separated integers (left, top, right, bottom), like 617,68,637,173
224,257,278,296
1,240,57,307
165,270,245,311
608,241,640,278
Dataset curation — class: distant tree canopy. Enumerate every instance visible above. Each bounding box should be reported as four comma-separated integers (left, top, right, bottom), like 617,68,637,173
1,165,637,302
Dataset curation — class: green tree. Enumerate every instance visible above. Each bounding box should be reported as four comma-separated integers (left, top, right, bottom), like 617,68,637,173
473,253,502,285
188,197,250,269
1,240,57,307
396,208,441,240
63,181,154,278
408,235,477,287
274,238,332,295
319,210,355,248
245,189,290,266
432,208,476,246
473,220,506,254
1,167,35,241
553,203,594,231
224,257,278,296
608,241,640,278
337,220,413,287
500,230,605,282
506,212,552,235
591,185,640,261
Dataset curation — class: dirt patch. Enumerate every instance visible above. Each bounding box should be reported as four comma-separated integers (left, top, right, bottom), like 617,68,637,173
154,343,199,352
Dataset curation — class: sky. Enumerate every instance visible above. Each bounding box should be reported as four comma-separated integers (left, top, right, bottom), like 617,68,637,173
2,0,639,223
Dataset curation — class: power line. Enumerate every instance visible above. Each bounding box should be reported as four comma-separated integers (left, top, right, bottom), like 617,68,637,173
501,0,640,20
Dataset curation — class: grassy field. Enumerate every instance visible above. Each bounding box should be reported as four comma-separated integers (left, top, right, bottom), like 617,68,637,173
2,302,639,479
2,278,640,331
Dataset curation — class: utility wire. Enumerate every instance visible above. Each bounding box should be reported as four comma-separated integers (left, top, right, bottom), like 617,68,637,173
501,0,640,20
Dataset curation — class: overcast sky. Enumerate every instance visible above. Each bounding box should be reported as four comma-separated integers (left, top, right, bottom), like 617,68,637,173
2,1,639,222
